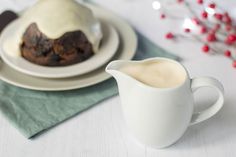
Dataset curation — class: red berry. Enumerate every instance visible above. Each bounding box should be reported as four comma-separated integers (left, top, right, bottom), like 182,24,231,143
223,12,232,24
160,14,166,19
225,38,232,45
201,11,208,19
177,0,184,3
192,17,200,25
227,34,236,42
212,24,220,32
207,33,217,42
200,26,207,34
202,44,210,53
225,34,236,45
224,17,232,24
225,25,231,31
184,28,191,33
214,13,223,21
209,3,216,9
197,0,203,4
233,61,236,68
224,12,229,17
224,50,231,57
165,32,174,39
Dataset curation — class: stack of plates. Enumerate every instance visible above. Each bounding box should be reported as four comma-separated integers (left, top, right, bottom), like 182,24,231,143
0,4,137,91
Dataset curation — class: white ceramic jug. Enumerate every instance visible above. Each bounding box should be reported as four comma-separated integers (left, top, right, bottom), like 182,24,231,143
106,57,224,148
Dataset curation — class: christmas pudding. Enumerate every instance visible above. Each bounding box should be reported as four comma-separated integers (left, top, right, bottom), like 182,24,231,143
3,0,102,66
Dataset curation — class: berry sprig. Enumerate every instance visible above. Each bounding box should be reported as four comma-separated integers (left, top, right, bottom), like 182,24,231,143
158,0,236,69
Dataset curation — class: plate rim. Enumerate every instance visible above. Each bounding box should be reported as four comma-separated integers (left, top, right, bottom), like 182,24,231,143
0,18,119,78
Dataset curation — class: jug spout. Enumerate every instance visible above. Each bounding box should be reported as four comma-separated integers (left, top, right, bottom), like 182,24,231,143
106,60,138,85
105,60,126,80
106,60,137,94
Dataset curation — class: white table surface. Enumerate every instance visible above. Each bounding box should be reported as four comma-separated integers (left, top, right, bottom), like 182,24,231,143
0,0,236,156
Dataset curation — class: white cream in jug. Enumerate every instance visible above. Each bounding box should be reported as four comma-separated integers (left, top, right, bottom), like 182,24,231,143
120,60,187,88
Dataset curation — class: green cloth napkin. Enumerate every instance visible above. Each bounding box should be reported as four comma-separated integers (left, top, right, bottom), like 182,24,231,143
0,30,179,138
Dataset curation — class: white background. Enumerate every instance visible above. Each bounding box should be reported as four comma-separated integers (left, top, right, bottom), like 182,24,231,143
0,0,236,156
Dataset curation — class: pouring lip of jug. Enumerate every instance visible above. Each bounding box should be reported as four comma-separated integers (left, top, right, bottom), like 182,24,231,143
105,57,190,91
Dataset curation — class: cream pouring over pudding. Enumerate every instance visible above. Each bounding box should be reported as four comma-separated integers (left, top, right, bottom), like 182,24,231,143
120,60,186,88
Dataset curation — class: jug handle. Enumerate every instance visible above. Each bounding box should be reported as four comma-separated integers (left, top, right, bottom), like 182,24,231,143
189,77,224,125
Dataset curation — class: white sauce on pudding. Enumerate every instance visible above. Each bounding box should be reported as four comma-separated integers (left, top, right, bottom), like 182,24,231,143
3,0,102,57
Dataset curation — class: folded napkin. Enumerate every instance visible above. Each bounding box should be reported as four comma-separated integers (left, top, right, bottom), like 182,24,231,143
0,16,179,139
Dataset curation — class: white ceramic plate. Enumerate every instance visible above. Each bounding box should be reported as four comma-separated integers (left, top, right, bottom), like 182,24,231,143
0,16,119,78
0,4,137,91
